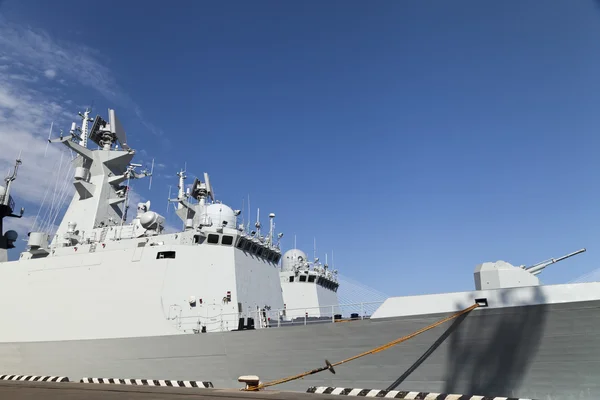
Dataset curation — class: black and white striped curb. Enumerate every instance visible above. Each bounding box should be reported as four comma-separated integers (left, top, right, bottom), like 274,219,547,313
306,387,535,400
80,377,213,388
0,375,69,383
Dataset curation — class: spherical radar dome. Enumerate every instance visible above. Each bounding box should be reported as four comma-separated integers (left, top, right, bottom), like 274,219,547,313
282,249,308,271
4,230,18,242
140,211,165,230
205,203,236,228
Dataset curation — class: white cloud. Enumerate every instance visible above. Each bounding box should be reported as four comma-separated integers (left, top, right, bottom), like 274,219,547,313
0,17,163,237
44,69,56,79
0,81,75,206
0,18,117,100
0,17,163,138
9,73,38,83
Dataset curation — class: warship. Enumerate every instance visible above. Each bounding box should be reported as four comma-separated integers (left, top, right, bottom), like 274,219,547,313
0,107,599,400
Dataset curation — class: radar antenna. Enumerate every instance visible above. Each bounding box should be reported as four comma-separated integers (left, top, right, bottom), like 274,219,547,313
88,109,131,151
189,173,215,203
204,172,215,202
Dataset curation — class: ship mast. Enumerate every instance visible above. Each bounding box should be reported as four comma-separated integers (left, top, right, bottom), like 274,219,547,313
78,108,92,148
0,156,24,262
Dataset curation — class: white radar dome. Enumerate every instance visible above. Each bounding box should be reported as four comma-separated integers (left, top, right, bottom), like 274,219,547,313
140,211,165,230
4,230,18,242
205,203,236,228
282,249,308,271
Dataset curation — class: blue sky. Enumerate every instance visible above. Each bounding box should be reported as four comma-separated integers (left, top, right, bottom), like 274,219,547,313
2,1,600,297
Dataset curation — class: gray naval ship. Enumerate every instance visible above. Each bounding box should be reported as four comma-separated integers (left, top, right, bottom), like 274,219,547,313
0,107,599,400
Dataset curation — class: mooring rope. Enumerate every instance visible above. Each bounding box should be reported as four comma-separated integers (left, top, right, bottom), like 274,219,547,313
243,302,480,391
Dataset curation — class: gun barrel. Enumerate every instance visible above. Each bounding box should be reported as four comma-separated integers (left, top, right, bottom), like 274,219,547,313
527,248,586,275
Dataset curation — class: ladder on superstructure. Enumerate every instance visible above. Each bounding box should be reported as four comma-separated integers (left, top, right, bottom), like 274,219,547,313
260,308,269,328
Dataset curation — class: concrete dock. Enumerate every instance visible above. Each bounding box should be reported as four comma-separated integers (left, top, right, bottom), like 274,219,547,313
0,380,330,400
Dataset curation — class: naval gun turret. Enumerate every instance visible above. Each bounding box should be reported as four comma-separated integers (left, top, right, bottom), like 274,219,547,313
474,248,587,290
0,157,24,263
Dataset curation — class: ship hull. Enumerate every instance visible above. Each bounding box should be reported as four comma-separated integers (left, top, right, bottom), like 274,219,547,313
0,299,598,400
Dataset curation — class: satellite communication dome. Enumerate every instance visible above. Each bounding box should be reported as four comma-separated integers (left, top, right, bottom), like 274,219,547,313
140,211,165,230
4,230,18,242
205,203,236,228
282,249,308,271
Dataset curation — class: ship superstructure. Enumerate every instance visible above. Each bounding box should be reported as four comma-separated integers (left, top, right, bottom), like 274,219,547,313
280,249,340,319
0,108,337,341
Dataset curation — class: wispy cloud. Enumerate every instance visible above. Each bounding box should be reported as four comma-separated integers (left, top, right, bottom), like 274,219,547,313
0,81,74,204
0,16,164,235
44,69,57,79
0,16,164,138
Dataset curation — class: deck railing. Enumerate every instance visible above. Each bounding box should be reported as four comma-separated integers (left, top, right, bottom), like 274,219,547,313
176,301,385,333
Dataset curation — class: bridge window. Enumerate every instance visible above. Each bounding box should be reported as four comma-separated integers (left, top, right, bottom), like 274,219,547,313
207,234,219,244
194,235,206,244
244,240,252,252
299,275,307,282
156,251,176,259
222,235,233,246
289,276,294,282
308,275,316,283
236,238,246,249
256,247,263,257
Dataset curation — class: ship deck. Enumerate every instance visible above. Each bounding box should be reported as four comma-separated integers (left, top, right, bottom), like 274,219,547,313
0,380,333,400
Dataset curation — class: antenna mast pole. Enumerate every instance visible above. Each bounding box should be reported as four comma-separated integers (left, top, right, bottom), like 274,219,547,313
255,208,261,237
177,168,186,210
241,198,245,232
78,108,92,148
2,156,22,206
268,213,275,245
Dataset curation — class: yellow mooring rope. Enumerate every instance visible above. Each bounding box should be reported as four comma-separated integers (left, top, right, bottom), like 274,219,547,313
243,302,480,391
